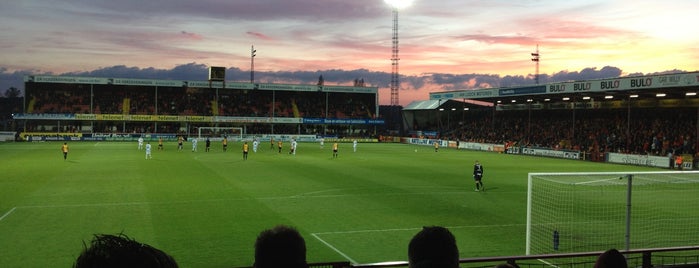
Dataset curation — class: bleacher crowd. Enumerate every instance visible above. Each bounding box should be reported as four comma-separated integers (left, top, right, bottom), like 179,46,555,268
446,108,697,157
25,86,375,119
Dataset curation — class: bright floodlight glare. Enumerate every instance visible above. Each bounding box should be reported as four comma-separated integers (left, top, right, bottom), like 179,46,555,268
385,0,414,9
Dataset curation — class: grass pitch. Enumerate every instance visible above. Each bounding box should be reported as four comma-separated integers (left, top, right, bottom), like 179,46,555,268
0,141,661,267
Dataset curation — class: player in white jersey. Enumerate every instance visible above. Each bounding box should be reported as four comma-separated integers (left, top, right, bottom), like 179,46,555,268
191,138,198,152
138,137,144,150
145,142,152,159
319,137,324,149
291,139,297,155
252,139,259,153
353,139,358,152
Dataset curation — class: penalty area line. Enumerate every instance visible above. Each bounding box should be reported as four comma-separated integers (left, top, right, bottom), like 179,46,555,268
311,233,358,264
0,207,17,222
537,258,560,268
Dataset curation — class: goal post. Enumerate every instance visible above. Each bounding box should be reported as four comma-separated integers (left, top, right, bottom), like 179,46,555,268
197,127,243,141
526,171,699,255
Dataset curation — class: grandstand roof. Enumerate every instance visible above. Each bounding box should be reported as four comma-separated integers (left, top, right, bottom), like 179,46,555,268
24,75,378,94
429,71,699,106
403,99,491,111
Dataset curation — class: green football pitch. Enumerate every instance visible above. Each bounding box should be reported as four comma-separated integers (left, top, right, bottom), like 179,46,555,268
0,141,662,267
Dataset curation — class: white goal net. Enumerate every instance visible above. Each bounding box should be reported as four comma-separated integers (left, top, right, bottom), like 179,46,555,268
526,171,699,255
197,127,243,141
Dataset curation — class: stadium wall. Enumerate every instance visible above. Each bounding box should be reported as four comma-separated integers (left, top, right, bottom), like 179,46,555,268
404,138,697,169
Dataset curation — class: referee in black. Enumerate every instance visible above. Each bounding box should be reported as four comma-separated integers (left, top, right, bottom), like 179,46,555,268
473,160,484,191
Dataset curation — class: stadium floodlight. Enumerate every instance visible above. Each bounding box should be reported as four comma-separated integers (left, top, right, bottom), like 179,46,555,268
687,92,697,96
385,0,413,9
385,0,413,106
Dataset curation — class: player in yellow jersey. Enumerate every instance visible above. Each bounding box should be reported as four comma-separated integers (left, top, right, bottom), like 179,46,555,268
243,141,249,160
434,141,439,152
277,140,283,153
158,137,163,150
332,142,338,158
222,137,228,152
61,142,69,160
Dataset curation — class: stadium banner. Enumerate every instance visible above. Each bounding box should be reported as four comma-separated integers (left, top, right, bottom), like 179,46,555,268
406,138,450,148
430,88,498,100
112,78,185,87
14,113,382,125
429,71,699,100
606,152,671,168
27,75,110,84
546,72,699,94
257,83,318,91
75,114,97,120
302,118,385,125
322,85,378,93
215,116,274,123
12,113,75,120
0,131,16,141
21,132,83,142
381,136,402,143
459,141,503,152
521,147,580,159
225,82,256,90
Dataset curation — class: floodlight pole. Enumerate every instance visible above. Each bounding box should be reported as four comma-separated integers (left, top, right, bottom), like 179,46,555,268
390,7,400,106
531,45,540,84
251,45,256,83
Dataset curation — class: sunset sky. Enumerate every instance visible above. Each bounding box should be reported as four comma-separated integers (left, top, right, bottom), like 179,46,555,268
1,0,698,105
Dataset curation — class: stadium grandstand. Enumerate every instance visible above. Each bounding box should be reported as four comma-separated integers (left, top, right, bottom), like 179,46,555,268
404,71,699,169
12,75,385,142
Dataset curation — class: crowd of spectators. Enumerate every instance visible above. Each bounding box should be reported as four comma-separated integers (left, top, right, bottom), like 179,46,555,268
445,108,697,156
26,85,376,119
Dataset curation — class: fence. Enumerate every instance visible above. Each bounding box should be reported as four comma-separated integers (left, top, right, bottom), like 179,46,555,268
287,246,699,268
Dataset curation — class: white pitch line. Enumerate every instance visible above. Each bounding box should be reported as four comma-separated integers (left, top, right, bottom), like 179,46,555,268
310,233,358,264
0,207,17,222
537,258,560,267
573,177,622,185
313,223,525,235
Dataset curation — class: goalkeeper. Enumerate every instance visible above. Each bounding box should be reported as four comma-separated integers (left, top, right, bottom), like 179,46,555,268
473,160,484,191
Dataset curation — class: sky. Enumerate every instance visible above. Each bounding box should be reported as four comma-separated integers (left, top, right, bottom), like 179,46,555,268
1,0,698,106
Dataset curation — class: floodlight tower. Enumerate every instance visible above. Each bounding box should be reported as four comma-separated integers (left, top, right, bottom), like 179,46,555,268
531,44,540,84
251,45,257,83
385,0,412,106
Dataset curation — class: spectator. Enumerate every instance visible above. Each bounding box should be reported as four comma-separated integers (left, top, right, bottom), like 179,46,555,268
408,226,459,268
74,233,178,268
594,248,627,268
254,225,308,268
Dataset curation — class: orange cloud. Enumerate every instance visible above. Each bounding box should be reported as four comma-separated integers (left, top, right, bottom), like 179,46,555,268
247,31,274,41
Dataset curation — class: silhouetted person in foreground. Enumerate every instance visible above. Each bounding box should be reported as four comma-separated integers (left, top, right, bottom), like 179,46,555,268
74,233,178,268
594,248,628,268
408,226,459,268
254,225,308,268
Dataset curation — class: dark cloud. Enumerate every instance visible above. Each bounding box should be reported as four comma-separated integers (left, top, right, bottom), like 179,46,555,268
1,64,689,102
63,0,387,23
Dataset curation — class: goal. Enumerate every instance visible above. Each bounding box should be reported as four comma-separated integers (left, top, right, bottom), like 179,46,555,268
526,171,699,255
197,127,243,141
